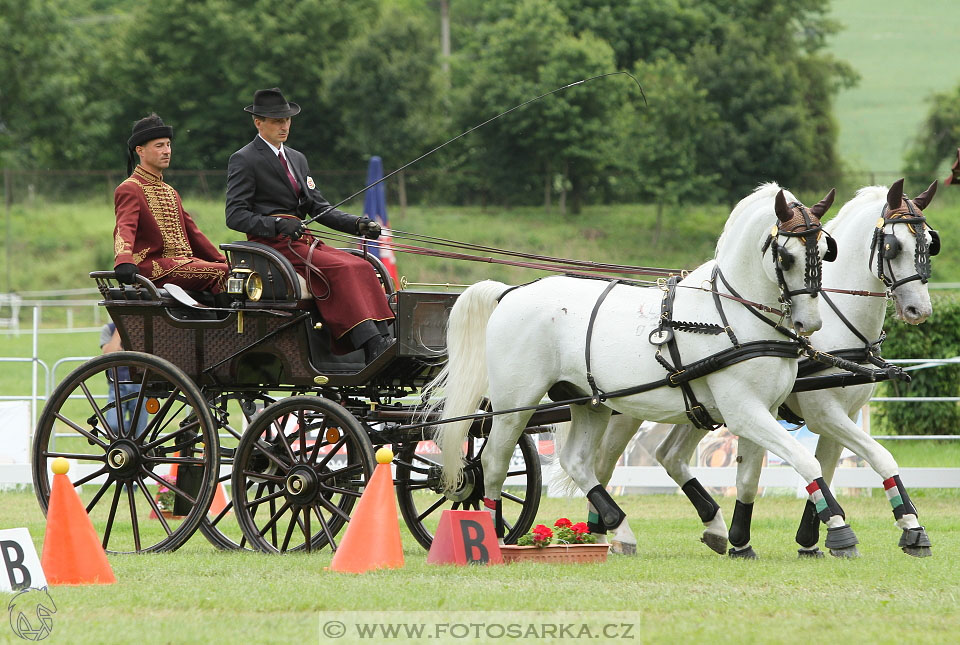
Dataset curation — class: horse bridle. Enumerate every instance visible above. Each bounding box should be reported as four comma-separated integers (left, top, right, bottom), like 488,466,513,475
870,197,941,291
761,202,838,305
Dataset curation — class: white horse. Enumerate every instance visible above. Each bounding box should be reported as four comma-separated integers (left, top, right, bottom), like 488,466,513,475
585,179,939,557
428,183,850,554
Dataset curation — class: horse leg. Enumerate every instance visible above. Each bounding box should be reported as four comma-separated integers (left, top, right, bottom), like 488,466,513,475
792,436,839,557
559,405,635,553
803,403,931,557
587,414,641,549
717,399,860,558
727,437,764,559
655,424,727,554
481,409,537,544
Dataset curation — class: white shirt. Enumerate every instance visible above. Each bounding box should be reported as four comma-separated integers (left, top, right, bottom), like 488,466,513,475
258,134,286,160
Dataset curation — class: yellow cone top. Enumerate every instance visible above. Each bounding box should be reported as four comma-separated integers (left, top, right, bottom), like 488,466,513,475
375,447,394,464
51,457,70,475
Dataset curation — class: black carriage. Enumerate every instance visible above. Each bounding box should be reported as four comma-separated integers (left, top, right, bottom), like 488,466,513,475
31,244,559,554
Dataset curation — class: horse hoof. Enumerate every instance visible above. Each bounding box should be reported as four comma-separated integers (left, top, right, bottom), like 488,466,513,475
797,547,824,559
829,545,860,559
898,527,932,552
728,546,758,559
701,532,728,555
824,524,859,550
610,540,637,556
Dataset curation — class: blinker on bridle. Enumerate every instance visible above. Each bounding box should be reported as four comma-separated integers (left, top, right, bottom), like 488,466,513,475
761,189,837,305
870,194,940,290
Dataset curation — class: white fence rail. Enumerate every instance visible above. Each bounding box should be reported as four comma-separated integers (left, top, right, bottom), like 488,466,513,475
1,303,958,490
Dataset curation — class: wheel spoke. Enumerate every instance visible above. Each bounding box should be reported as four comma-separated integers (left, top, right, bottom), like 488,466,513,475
42,451,106,462
410,453,443,468
313,506,337,551
102,482,123,550
280,508,300,552
258,500,292,540
315,494,351,523
142,392,188,446
319,484,362,498
302,506,312,553
127,367,152,442
244,487,286,509
315,436,347,471
315,462,362,483
110,367,126,438
142,456,207,466
73,466,108,488
85,477,114,513
141,467,197,505
79,380,116,441
241,470,285,483
307,419,329,464
502,491,524,505
139,478,173,536
297,409,307,464
272,414,298,463
251,438,293,471
53,412,109,450
127,482,141,551
416,495,449,523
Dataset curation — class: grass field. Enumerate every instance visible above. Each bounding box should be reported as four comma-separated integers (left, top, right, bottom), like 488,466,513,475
1,490,958,644
829,0,960,172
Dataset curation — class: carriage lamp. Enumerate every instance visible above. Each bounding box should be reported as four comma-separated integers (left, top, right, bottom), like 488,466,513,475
226,261,263,302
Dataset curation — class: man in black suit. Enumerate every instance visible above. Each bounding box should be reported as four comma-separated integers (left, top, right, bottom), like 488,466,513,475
226,88,395,361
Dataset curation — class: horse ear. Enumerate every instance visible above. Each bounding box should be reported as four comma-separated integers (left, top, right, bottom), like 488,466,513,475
809,187,836,219
775,190,791,222
887,178,904,210
912,180,938,211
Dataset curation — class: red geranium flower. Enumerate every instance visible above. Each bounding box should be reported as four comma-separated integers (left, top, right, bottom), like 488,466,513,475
571,522,590,535
554,518,572,528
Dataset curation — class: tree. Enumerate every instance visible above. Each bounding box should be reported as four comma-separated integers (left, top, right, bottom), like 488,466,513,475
101,0,379,171
324,7,448,175
450,0,625,212
903,85,960,178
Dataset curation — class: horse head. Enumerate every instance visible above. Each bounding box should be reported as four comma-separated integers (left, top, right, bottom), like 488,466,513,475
872,178,939,324
763,187,838,336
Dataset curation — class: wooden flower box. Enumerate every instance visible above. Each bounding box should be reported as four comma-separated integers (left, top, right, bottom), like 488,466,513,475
499,543,610,564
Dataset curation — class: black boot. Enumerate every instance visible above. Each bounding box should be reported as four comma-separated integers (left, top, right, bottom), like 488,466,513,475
362,334,391,362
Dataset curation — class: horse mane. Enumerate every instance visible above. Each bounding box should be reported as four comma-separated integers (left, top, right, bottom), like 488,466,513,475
824,185,887,234
715,182,784,257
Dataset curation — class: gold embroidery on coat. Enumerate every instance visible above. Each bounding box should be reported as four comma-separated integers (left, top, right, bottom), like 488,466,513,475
134,167,193,259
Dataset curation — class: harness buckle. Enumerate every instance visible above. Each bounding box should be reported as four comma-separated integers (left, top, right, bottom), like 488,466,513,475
657,277,668,291
668,369,686,386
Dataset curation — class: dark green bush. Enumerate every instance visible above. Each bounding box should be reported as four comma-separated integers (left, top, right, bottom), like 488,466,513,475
874,291,960,435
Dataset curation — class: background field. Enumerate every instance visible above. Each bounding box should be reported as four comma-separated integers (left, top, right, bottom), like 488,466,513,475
829,0,960,173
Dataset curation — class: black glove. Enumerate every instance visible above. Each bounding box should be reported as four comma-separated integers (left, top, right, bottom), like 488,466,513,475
114,263,140,284
357,216,382,239
275,217,304,240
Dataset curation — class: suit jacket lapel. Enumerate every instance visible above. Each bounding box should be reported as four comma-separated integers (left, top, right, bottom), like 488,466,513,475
254,136,298,198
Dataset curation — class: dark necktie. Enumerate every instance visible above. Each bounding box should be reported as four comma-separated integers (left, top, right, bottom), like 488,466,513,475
278,150,300,195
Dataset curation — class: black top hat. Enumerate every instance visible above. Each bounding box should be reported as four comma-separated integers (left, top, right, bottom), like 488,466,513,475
126,113,173,175
244,87,301,118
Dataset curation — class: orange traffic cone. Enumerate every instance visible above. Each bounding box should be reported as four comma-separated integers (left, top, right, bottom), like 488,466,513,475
209,482,230,517
41,458,117,585
328,448,404,573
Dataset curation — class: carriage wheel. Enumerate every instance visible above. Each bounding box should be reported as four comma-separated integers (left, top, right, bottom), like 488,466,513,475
32,352,219,553
231,396,375,553
395,433,542,550
196,392,275,551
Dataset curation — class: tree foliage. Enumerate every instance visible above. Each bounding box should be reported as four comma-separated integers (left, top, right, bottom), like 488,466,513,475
1,0,857,207
903,85,960,177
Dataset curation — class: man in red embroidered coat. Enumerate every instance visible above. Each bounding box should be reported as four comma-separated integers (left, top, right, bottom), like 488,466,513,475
225,88,395,361
113,114,228,293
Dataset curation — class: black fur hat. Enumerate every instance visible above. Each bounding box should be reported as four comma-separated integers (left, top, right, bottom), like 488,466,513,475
126,113,173,174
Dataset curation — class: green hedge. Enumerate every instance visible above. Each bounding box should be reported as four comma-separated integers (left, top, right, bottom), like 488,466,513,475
874,291,960,435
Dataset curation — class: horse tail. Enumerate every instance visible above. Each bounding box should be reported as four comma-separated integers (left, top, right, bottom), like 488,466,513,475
424,280,510,490
547,421,582,497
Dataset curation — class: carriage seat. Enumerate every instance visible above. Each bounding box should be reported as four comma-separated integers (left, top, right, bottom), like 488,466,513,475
220,241,310,303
